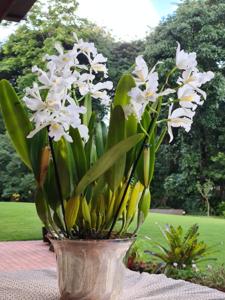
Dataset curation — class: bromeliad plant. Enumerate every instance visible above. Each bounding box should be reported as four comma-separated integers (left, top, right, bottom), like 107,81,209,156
145,224,215,272
0,35,214,239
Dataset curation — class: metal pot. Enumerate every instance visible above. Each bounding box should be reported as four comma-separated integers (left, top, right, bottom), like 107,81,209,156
51,238,134,300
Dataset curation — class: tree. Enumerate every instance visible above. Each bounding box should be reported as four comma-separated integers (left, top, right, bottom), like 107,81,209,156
145,0,225,213
108,40,145,85
196,179,214,216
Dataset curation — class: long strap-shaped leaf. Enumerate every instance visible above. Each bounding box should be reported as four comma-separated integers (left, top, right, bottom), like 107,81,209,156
75,133,144,196
0,80,32,169
105,105,126,191
114,73,135,107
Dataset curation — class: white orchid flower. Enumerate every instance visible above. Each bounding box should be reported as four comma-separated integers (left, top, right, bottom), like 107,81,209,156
128,72,159,105
89,81,113,101
23,83,45,111
24,86,88,143
124,99,145,121
144,72,159,102
72,33,97,56
133,55,149,84
44,42,78,71
168,105,195,142
176,42,197,71
48,123,73,143
177,69,214,87
32,65,76,93
177,69,214,100
76,73,95,96
177,85,202,110
90,53,108,77
128,87,145,104
158,88,176,97
76,40,97,57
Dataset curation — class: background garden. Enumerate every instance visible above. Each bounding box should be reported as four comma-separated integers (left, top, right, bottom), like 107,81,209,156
0,0,225,292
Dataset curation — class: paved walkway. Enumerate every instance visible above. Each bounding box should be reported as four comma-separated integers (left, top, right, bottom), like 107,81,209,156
0,241,56,272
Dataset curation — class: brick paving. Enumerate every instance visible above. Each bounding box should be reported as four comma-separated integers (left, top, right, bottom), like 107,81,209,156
0,241,56,272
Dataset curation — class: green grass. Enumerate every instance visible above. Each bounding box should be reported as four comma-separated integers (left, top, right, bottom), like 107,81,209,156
0,202,225,267
0,202,42,241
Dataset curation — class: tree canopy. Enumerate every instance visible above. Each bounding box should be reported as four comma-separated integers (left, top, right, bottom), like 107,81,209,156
144,0,225,213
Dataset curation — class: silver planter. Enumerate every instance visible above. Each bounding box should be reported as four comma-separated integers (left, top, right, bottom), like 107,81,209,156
51,238,134,300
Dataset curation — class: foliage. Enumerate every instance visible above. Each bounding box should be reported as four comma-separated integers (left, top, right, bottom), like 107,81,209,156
145,0,225,213
189,266,225,292
108,40,145,85
144,224,214,271
216,202,225,217
0,134,35,201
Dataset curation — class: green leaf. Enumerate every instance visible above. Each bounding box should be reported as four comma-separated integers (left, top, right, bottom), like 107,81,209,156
95,122,105,158
82,197,92,226
35,188,49,227
29,129,48,183
54,139,75,199
155,127,167,152
138,188,151,220
75,133,144,196
125,114,138,176
65,196,80,229
44,162,61,211
114,73,136,107
70,128,87,182
83,94,92,126
0,79,32,168
149,133,155,183
85,112,96,168
105,105,126,191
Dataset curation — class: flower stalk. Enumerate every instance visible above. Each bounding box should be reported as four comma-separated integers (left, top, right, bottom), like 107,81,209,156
47,130,69,237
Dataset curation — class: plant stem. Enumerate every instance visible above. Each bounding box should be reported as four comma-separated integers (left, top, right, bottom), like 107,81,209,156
48,134,69,238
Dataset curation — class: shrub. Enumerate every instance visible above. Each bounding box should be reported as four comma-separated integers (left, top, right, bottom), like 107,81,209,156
216,202,225,217
144,224,215,272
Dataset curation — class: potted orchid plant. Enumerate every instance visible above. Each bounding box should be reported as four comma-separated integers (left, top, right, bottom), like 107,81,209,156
0,34,214,300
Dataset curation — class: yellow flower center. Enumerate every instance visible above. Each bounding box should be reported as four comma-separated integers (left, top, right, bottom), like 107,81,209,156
145,90,154,98
181,95,194,102
52,123,60,130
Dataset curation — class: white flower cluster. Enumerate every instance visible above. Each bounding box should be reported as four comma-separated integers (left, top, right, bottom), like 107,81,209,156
125,42,214,142
24,34,113,142
124,56,175,121
168,42,214,142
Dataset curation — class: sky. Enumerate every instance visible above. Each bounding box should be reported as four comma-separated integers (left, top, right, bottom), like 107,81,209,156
77,0,178,40
0,0,178,42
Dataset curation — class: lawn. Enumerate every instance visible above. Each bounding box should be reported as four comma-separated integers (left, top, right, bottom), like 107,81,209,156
0,202,42,241
0,202,225,267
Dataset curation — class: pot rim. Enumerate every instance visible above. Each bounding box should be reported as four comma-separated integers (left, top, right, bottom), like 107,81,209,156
48,235,136,244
